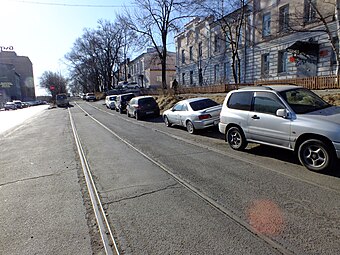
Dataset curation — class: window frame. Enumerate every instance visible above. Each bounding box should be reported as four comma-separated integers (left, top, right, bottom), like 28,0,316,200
261,53,270,77
279,4,289,32
278,50,288,74
262,12,271,37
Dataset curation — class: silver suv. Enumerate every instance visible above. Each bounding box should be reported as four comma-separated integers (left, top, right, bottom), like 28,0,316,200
219,85,340,172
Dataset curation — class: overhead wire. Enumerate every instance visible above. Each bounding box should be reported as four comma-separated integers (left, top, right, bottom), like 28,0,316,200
7,0,134,8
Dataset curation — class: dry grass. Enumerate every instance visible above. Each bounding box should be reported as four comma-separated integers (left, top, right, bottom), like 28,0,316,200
155,92,340,113
320,94,340,106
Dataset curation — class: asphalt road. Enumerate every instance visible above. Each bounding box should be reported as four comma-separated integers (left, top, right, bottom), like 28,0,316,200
1,99,340,254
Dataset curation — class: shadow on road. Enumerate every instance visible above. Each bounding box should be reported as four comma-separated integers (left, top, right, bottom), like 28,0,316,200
246,144,340,177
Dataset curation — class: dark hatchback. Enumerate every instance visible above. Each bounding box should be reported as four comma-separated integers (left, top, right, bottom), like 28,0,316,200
126,96,160,120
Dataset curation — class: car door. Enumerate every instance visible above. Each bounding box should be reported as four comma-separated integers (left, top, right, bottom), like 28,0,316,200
168,103,184,125
247,91,292,148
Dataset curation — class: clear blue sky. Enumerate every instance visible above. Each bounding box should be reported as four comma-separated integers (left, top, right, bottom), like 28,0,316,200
0,0,134,95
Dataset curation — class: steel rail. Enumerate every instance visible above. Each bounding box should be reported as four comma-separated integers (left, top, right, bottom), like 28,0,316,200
75,103,294,255
68,108,120,255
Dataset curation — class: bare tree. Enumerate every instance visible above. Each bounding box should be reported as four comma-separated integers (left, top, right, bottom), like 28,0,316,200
39,71,67,99
65,19,133,93
192,0,250,84
122,0,194,91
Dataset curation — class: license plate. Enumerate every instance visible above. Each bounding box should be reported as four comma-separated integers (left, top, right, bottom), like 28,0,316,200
146,111,154,114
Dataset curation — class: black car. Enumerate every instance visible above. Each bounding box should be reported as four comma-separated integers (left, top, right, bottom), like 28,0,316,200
126,96,160,120
115,93,135,113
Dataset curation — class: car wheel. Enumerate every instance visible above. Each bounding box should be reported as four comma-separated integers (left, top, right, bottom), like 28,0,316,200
164,116,172,127
227,126,247,150
298,139,333,172
186,121,196,134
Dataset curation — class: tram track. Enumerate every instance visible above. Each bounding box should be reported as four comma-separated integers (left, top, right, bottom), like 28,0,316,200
69,108,120,255
73,102,294,255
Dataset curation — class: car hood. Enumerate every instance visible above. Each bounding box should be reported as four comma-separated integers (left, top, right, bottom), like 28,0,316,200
302,106,340,125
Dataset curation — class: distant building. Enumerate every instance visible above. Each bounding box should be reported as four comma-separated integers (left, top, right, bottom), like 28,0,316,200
0,51,35,102
119,47,176,89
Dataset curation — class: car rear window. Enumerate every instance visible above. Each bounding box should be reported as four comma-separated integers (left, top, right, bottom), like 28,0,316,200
122,94,134,101
227,91,253,111
189,99,219,111
139,98,156,105
57,94,67,99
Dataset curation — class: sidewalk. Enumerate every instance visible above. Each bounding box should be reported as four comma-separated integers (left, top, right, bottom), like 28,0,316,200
0,108,92,254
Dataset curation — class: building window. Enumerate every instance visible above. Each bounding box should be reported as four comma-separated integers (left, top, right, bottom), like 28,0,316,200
189,46,193,61
262,12,271,37
261,53,270,77
190,71,193,85
279,4,289,32
278,50,288,73
331,37,339,66
182,73,185,85
304,0,316,23
181,49,185,64
214,64,220,83
224,62,230,82
214,34,220,53
198,42,202,58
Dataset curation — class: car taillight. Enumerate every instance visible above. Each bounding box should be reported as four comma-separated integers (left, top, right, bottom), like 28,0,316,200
198,114,212,120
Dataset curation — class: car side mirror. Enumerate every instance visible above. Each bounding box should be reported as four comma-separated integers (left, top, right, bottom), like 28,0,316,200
276,109,290,119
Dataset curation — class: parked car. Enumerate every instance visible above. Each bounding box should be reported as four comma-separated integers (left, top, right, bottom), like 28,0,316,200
115,93,135,114
22,102,30,108
56,93,69,107
218,85,340,172
4,102,17,110
163,97,222,134
86,93,96,101
12,100,23,109
126,96,160,120
122,82,140,90
105,95,117,109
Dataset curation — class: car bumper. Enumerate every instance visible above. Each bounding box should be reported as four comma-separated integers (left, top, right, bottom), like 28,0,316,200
193,118,220,130
139,109,159,116
334,141,340,159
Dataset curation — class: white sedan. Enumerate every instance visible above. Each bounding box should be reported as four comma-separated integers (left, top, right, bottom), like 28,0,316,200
163,98,222,134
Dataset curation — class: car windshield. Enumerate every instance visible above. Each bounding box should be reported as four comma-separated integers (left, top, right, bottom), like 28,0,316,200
279,88,331,114
189,99,219,111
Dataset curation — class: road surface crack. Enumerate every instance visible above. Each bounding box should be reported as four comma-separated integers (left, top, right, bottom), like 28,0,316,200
0,172,62,187
104,183,180,204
